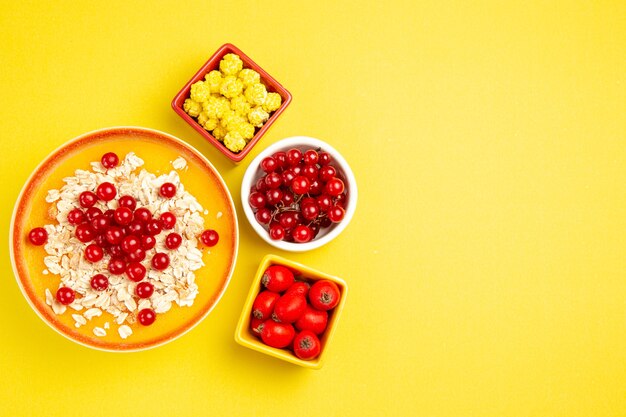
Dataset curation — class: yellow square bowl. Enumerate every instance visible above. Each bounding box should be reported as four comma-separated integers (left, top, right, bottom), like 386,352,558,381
234,254,348,369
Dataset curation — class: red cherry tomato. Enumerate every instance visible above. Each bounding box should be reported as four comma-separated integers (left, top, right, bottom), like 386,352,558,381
260,320,295,348
295,305,328,335
308,280,341,311
261,265,295,292
252,290,280,320
293,330,321,360
272,293,307,323
286,281,310,297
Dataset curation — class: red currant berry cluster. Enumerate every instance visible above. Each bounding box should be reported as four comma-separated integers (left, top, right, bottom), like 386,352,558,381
248,148,347,243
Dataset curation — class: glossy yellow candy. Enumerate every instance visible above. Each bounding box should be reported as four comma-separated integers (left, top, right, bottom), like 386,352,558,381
212,124,227,141
219,53,243,76
244,83,267,106
220,75,244,99
190,81,210,102
262,92,282,112
224,131,246,152
230,95,251,116
238,68,260,87
204,70,223,94
183,98,202,117
248,106,269,128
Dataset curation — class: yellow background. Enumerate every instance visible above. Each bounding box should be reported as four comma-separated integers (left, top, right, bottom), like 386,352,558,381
0,1,624,416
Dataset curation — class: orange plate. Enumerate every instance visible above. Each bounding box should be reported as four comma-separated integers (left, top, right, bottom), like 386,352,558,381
10,127,238,351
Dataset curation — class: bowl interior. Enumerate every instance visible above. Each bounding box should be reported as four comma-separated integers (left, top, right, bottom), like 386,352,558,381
235,254,348,369
241,136,358,252
172,43,292,162
11,127,239,351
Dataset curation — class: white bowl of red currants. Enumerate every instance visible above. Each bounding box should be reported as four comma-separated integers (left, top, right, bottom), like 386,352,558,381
241,136,357,252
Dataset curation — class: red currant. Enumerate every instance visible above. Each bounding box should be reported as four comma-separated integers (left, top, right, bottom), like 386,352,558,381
107,244,124,259
165,232,182,249
126,220,144,236
145,219,162,236
249,191,267,209
200,229,219,247
56,287,75,305
151,253,170,270
96,182,117,201
101,152,119,169
160,182,176,198
303,149,319,165
308,179,323,195
159,212,176,229
67,209,85,225
103,209,115,220
318,152,332,165
279,212,297,229
261,156,278,173
265,188,283,206
269,223,285,240
138,308,156,326
114,207,133,226
75,223,96,243
286,148,303,166
317,194,333,212
264,172,282,189
291,176,310,195
79,191,98,208
319,166,337,182
105,226,124,245
90,274,109,291
293,225,313,243
127,248,146,262
328,205,345,223
85,207,103,222
255,208,272,224
118,195,137,211
325,178,345,197
141,235,156,250
273,151,288,169
126,262,146,282
85,244,104,262
121,235,140,253
90,215,110,233
302,203,320,221
136,282,154,299
281,169,296,187
108,259,127,275
282,191,295,206
256,177,268,192
133,207,152,223
28,227,47,245
95,234,110,248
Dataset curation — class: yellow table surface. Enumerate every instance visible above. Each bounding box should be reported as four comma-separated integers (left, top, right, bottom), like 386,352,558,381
1,1,624,416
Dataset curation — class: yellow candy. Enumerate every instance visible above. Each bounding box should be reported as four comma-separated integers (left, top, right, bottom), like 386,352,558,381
190,81,211,102
248,106,269,127
244,83,267,106
219,53,243,76
202,96,226,119
204,70,223,94
224,131,246,153
237,122,256,140
238,68,260,87
212,124,227,141
197,111,209,126
263,92,282,112
183,98,202,118
205,118,218,131
230,95,251,116
220,75,244,98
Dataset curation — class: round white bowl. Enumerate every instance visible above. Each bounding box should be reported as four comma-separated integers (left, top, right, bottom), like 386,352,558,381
241,136,357,252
